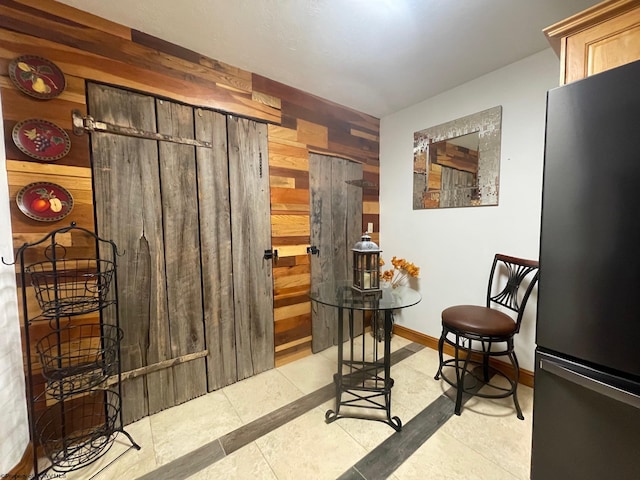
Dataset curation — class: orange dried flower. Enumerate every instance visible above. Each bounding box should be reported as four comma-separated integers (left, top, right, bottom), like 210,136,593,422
379,255,420,287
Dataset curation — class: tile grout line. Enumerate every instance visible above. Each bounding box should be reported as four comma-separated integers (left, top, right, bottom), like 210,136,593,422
133,342,424,480
217,436,227,456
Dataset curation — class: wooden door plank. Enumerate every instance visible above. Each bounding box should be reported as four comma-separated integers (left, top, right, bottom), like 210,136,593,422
310,153,336,352
228,116,274,380
195,108,237,390
331,157,360,341
156,99,207,404
345,158,364,335
331,156,349,346
330,158,349,283
88,82,173,423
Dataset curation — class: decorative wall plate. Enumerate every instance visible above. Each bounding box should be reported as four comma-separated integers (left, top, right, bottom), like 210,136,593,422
16,182,74,222
9,55,66,99
12,119,71,161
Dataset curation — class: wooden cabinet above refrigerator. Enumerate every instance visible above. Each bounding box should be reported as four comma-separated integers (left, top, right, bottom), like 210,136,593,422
544,0,640,85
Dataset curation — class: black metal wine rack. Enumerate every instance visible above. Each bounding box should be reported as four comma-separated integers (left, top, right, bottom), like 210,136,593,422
4,223,140,478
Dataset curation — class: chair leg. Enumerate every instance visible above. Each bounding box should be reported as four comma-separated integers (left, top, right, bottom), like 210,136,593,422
482,341,491,382
453,339,463,415
455,341,474,416
508,350,524,420
434,329,445,380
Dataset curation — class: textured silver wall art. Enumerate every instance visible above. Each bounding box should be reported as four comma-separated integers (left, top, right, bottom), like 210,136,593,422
413,106,502,209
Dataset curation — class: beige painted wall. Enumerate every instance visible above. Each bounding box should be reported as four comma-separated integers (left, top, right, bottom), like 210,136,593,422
380,49,559,372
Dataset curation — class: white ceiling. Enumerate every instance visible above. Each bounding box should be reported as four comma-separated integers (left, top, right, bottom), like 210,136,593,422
56,0,602,118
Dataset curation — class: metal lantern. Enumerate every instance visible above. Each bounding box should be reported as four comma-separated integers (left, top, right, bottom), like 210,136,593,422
352,233,382,293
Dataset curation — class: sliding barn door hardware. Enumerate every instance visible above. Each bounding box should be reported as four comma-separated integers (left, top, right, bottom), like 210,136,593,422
71,109,213,148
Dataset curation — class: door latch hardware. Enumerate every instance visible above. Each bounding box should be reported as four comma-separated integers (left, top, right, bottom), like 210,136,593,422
307,246,320,256
264,249,278,261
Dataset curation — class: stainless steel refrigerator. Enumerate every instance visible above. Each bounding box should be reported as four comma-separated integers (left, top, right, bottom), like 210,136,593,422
532,59,640,479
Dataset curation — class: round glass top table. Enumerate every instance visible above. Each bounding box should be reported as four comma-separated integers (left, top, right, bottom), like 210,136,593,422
308,281,422,311
309,282,421,431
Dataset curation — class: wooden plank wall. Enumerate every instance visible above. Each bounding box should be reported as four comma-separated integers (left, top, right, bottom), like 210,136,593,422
260,79,380,364
0,0,380,368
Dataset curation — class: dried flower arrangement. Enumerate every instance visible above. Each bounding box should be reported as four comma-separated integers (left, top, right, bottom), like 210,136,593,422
379,256,420,288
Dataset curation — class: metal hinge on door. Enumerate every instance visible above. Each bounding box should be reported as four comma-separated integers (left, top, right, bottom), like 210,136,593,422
71,109,213,148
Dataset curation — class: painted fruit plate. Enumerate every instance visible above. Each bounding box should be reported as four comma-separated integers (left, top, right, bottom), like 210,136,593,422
12,119,71,161
8,55,66,99
16,182,74,222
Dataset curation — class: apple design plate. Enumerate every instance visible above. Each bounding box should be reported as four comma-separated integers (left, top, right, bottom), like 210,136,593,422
16,182,74,222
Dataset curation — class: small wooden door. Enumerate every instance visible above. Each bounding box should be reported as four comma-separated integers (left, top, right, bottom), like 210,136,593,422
309,154,362,352
89,83,273,423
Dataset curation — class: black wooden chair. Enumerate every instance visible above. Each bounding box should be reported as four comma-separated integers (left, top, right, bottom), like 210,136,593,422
434,254,539,419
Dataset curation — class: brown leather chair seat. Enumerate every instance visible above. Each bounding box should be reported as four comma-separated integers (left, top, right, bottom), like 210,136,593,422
442,305,517,336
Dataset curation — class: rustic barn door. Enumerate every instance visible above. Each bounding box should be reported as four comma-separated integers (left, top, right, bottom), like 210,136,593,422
309,154,362,352
88,83,273,423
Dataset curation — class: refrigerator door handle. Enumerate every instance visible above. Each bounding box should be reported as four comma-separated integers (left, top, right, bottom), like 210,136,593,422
540,357,640,410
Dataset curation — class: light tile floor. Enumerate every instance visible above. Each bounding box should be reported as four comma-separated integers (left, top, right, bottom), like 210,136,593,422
47,335,534,480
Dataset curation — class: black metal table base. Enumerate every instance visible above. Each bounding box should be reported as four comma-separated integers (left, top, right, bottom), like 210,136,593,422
326,308,402,431
325,383,403,431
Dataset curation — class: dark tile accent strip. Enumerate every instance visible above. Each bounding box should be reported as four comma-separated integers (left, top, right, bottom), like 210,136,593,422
337,372,495,480
337,396,455,480
221,344,424,456
136,440,226,480
135,343,424,480
221,383,335,455
339,468,367,480
390,341,425,360
404,341,426,354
